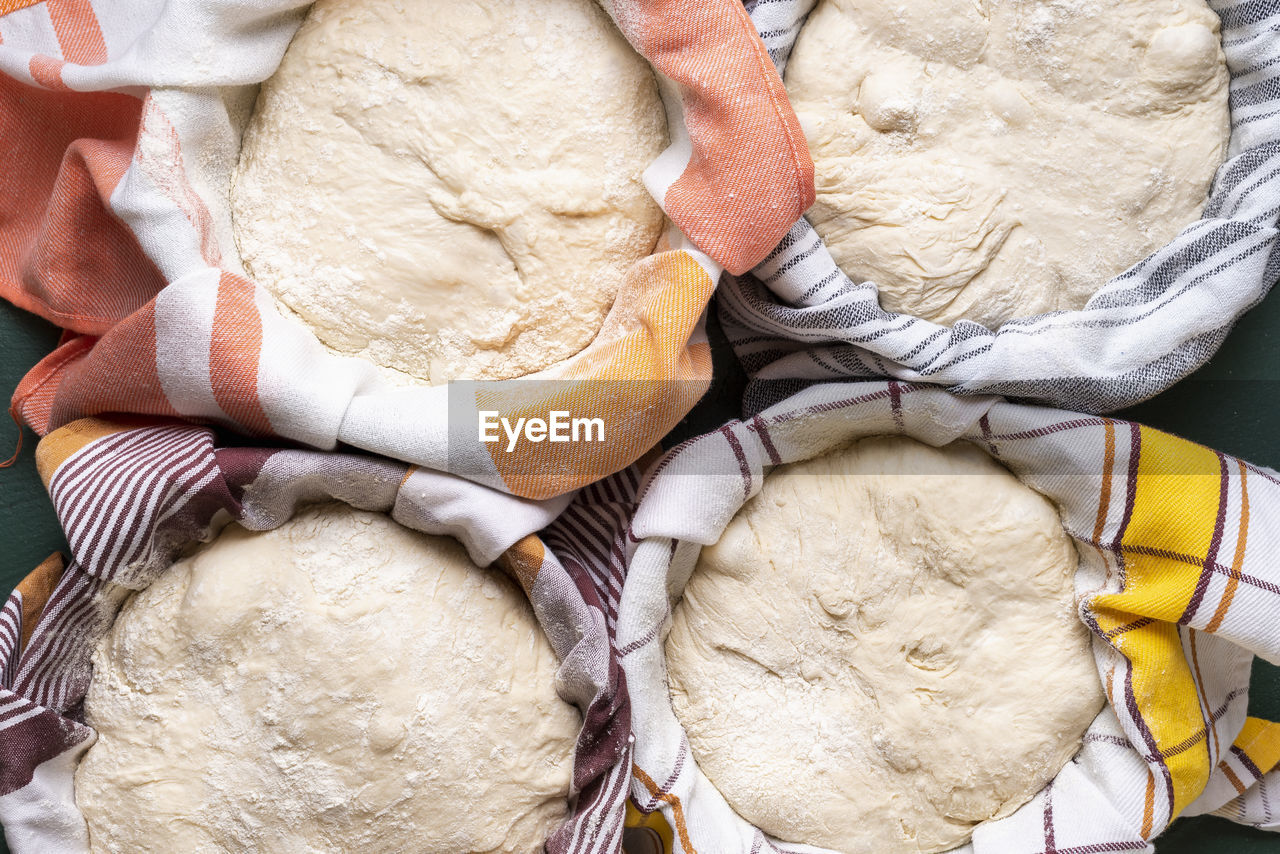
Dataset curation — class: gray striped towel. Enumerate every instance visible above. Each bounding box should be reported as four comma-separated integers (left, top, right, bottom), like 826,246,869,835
722,0,1280,416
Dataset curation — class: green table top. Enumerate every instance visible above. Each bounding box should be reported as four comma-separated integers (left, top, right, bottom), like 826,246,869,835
3,291,1280,851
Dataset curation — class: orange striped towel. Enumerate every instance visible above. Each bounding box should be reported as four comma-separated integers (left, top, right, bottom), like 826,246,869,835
0,0,813,500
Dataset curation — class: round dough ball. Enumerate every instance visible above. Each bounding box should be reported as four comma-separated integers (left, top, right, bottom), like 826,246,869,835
786,0,1230,327
666,437,1104,854
75,505,580,854
232,0,668,384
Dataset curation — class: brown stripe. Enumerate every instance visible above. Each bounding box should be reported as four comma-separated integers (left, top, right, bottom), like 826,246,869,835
1179,452,1230,625
1243,461,1280,489
751,415,781,466
987,416,1110,442
1103,616,1153,641
978,413,1001,458
1042,778,1056,853
1152,687,1245,762
720,424,752,501
632,764,697,854
1231,744,1265,780
1188,631,1220,762
1221,761,1247,795
1114,424,1142,585
1123,660,1174,823
0,707,89,796
619,625,660,658
1100,539,1280,598
888,380,904,432
1206,461,1250,633
1054,843,1151,854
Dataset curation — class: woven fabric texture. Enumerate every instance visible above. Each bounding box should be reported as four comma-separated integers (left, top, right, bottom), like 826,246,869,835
721,0,1280,415
614,381,1280,853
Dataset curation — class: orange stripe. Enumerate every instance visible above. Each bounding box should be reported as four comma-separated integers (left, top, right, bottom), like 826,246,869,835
499,535,546,595
136,100,223,267
1140,768,1156,838
1221,762,1246,795
1205,461,1248,633
45,0,107,64
17,553,64,654
0,0,43,15
0,74,154,333
1090,419,1116,560
28,54,70,90
485,251,714,499
34,415,140,485
209,272,273,436
632,764,697,854
613,0,813,274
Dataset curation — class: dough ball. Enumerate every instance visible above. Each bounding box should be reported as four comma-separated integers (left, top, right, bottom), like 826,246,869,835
75,505,580,854
231,0,668,384
666,437,1104,854
787,0,1230,327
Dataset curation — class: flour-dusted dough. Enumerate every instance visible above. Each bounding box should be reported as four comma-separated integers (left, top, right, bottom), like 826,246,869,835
666,437,1104,854
232,0,667,384
787,0,1230,327
75,505,580,854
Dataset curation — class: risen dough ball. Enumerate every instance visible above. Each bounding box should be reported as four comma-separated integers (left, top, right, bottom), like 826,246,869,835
232,0,668,384
75,505,579,854
787,0,1230,327
666,437,1104,854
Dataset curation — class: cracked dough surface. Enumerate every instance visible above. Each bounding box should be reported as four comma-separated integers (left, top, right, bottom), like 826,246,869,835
75,505,579,854
666,437,1104,854
787,0,1230,327
232,0,667,384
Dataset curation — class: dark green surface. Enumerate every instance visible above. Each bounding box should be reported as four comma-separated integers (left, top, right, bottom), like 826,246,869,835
4,289,1280,851
0,302,68,588
1112,280,1280,852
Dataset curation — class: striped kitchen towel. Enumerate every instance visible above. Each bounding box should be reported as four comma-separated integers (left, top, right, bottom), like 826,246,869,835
612,381,1280,853
0,0,813,500
0,415,638,854
720,0,1280,415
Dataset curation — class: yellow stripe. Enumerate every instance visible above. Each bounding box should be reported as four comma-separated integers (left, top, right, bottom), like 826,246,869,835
624,799,675,854
1232,717,1280,778
1088,427,1226,818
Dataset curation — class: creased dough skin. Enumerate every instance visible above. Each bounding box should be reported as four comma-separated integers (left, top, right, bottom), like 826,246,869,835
787,0,1230,327
231,0,668,384
75,506,580,854
666,437,1104,854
